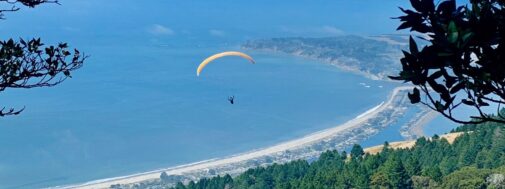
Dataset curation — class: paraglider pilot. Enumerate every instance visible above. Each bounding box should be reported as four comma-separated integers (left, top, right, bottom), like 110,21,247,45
228,96,235,104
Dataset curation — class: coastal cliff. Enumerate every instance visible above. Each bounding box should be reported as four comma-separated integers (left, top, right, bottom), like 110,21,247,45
242,35,408,80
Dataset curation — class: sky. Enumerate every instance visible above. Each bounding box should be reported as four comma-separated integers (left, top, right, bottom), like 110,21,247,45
0,0,473,48
0,0,414,43
0,0,474,40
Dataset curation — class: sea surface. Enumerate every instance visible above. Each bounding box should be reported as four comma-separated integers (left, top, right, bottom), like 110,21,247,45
0,41,406,188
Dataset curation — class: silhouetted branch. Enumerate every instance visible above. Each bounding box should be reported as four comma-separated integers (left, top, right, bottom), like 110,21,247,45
0,38,86,116
0,0,59,19
391,0,505,124
0,0,86,118
0,106,24,116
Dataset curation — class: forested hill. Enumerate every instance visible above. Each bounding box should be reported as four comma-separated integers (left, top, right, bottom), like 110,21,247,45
242,35,407,80
167,121,505,189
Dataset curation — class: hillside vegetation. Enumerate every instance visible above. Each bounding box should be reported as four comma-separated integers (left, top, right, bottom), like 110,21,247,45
363,132,464,156
165,121,505,189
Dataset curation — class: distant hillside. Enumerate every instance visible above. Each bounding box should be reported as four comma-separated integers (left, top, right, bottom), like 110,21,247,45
242,35,408,80
166,120,505,189
363,132,465,155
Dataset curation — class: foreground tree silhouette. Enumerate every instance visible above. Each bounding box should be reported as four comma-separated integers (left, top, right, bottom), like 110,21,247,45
391,0,505,124
0,0,85,116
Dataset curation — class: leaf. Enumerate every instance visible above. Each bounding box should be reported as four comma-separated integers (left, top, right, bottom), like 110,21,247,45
397,22,412,30
441,91,451,103
461,32,474,43
477,98,489,106
435,101,445,111
437,0,456,15
422,0,435,13
462,99,475,106
409,36,419,54
19,38,26,46
447,21,459,43
428,70,443,80
408,88,421,104
410,0,424,13
400,71,415,81
428,79,448,94
63,70,71,77
388,75,403,80
450,82,466,94
437,52,453,57
58,43,68,49
413,24,432,33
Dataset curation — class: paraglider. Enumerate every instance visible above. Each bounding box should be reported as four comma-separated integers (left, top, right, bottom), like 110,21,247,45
197,51,254,105
228,96,235,104
196,51,255,76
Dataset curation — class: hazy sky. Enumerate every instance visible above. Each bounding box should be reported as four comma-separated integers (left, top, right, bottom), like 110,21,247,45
0,0,475,45
0,1,414,41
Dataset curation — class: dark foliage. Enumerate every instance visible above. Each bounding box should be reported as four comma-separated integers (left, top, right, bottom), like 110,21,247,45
0,0,85,117
0,0,59,18
390,0,505,124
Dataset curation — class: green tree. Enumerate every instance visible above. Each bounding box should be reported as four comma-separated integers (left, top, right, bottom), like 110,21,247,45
371,170,390,189
422,166,442,182
405,156,421,176
439,157,458,175
0,0,85,117
411,175,438,189
171,121,505,189
390,0,505,124
384,156,413,188
350,144,365,160
441,167,490,189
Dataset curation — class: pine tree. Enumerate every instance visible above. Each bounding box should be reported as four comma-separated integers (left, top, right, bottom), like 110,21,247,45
422,166,442,183
351,144,364,160
404,156,421,176
384,155,413,188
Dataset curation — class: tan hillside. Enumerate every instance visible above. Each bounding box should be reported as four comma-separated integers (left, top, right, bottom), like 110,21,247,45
364,132,466,155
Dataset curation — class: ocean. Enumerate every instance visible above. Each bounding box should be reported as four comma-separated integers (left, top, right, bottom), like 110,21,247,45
0,41,404,188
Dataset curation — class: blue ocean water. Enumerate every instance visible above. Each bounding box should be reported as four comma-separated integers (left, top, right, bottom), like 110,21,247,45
0,40,399,188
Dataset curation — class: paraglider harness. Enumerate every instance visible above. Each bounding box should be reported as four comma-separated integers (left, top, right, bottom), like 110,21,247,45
228,96,235,104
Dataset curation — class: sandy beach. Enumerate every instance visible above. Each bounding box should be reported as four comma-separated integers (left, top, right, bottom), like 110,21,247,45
59,86,415,189
409,110,439,137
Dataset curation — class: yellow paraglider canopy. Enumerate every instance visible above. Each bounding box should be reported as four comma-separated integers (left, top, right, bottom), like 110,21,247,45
196,51,255,76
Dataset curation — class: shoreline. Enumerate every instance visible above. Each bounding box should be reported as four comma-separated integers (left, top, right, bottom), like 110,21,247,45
241,42,403,81
409,110,439,137
399,108,439,140
59,86,415,189
248,48,386,81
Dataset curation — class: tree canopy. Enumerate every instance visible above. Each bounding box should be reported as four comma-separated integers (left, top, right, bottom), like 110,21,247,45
158,118,505,189
0,0,85,116
390,0,505,124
